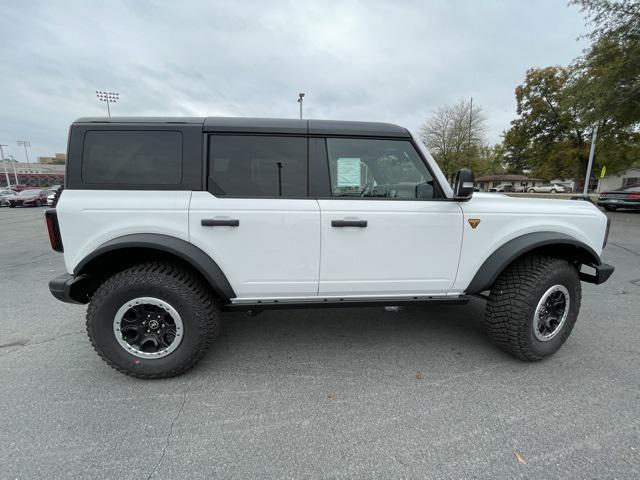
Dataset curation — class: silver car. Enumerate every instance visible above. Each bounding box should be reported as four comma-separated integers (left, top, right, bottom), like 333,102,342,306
527,183,569,193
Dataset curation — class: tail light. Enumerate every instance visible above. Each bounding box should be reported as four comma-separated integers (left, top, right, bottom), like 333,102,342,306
45,209,63,252
627,193,640,199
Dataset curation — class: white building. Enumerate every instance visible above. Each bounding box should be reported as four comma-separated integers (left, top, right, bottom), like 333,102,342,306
598,167,640,191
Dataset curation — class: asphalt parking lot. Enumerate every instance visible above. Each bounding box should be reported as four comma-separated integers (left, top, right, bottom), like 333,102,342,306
1,206,639,479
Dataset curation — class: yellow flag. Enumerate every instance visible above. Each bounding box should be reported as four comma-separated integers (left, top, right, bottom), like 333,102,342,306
600,166,606,178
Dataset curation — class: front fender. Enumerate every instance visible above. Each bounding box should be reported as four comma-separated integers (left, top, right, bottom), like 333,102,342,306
465,232,601,294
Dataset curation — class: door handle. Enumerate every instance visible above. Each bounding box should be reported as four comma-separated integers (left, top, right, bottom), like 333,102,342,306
201,219,240,227
331,219,367,228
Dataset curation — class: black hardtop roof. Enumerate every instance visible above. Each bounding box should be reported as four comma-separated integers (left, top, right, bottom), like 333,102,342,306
73,116,410,138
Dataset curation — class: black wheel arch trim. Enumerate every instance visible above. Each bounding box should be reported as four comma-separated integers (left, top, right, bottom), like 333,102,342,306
465,232,602,294
74,233,236,300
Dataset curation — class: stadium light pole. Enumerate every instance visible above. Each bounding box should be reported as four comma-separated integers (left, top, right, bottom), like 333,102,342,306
17,140,31,171
297,92,305,119
9,155,19,184
0,144,10,188
96,90,119,117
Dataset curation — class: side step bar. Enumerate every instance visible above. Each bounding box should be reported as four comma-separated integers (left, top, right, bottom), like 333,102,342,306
222,295,470,312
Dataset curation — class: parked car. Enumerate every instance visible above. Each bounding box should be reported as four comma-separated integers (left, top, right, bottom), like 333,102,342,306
47,189,57,206
7,189,48,207
488,183,514,192
527,183,569,193
0,189,17,206
46,116,613,379
597,186,640,211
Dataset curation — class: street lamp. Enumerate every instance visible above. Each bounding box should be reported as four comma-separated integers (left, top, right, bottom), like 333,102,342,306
96,90,119,117
297,92,305,119
17,140,31,171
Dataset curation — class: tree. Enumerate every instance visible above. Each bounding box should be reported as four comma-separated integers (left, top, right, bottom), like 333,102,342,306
570,0,640,130
419,98,488,180
502,1,640,182
503,66,590,180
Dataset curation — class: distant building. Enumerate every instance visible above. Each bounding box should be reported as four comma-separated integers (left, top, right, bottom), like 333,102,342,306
3,162,65,188
475,175,544,192
598,167,640,191
37,153,66,164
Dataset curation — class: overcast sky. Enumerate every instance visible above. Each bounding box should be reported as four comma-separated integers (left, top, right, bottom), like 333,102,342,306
0,0,589,160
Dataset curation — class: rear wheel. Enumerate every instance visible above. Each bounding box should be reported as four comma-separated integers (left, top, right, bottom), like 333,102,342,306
550,189,557,193
528,188,535,193
35,200,42,207
86,262,221,378
485,255,581,361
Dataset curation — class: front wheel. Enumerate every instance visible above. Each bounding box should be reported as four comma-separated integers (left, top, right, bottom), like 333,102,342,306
86,262,221,378
550,189,557,193
484,255,581,361
528,188,535,193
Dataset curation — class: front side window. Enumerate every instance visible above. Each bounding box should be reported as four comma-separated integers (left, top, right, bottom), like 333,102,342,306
82,130,183,185
326,138,436,199
209,135,307,197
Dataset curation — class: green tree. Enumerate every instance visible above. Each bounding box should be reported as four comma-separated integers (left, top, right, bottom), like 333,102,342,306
503,66,592,180
570,0,640,130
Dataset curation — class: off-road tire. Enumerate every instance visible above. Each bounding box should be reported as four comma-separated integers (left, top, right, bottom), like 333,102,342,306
485,255,581,361
86,262,221,379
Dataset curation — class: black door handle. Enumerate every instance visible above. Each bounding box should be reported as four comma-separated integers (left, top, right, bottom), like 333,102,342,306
201,219,240,227
331,219,367,228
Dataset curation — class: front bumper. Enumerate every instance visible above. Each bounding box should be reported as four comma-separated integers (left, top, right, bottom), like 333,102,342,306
49,273,91,304
579,263,615,285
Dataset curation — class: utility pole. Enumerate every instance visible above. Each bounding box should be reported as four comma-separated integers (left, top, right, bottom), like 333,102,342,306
467,97,473,168
17,140,31,171
0,144,10,188
583,124,599,195
96,91,119,117
297,93,305,119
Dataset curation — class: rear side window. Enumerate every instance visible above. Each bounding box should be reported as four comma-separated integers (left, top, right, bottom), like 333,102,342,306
82,131,183,185
208,135,307,197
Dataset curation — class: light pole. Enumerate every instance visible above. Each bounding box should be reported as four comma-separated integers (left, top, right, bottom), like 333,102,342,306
96,90,119,117
297,93,305,119
583,124,599,195
0,144,10,188
17,140,31,171
8,155,19,184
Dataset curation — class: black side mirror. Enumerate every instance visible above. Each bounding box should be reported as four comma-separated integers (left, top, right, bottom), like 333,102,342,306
453,168,474,200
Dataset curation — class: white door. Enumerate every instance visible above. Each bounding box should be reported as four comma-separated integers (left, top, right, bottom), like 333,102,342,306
317,138,463,296
189,135,320,299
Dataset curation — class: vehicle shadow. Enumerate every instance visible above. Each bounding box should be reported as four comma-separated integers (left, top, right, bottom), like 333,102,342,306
199,298,498,371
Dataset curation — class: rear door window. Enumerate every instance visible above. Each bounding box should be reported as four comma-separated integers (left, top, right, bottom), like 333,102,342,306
208,135,307,197
82,130,183,185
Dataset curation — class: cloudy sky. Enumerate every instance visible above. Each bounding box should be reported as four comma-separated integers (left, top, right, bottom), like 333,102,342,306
0,0,589,160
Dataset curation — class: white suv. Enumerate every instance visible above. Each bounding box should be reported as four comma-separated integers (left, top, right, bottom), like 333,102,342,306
46,117,614,378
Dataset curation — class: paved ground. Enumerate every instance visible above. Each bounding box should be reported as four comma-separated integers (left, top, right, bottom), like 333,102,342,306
1,206,638,479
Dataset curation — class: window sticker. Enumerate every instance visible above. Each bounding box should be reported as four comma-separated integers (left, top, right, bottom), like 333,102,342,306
336,158,362,187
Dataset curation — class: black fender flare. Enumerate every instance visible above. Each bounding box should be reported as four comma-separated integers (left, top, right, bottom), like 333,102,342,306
465,232,600,294
74,233,236,300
